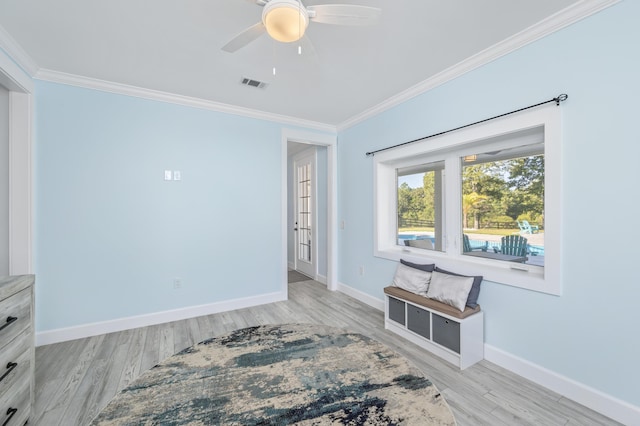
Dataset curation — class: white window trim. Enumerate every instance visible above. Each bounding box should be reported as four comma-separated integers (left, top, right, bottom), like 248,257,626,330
373,103,562,295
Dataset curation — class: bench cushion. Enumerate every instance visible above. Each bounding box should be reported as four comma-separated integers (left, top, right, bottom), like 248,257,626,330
384,286,481,319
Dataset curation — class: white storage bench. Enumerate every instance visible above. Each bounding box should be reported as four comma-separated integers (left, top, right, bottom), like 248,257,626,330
384,286,484,369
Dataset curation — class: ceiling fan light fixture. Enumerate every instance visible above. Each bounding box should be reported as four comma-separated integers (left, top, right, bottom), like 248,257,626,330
263,0,309,43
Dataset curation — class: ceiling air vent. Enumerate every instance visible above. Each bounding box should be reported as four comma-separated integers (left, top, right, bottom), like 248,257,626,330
241,77,268,89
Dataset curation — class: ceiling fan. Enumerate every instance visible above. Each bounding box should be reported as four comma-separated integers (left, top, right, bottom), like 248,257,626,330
222,0,381,53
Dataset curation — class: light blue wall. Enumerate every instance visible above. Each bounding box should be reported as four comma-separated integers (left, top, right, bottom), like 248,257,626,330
34,81,286,331
338,1,639,408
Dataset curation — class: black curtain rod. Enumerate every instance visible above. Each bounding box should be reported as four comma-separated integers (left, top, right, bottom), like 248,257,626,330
365,93,568,157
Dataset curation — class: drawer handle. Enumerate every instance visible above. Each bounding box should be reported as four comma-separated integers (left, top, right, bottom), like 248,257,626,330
3,408,17,426
0,316,17,332
0,362,17,384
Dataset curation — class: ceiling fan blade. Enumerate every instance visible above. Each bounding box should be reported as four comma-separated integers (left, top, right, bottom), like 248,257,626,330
307,4,381,26
221,22,266,53
297,35,320,64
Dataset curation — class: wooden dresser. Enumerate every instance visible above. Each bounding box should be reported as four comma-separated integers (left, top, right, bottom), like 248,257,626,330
0,275,34,426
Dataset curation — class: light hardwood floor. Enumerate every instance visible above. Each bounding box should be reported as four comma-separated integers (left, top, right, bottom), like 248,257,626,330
34,280,621,425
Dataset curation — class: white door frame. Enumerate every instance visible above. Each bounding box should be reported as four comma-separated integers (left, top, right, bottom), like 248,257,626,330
292,149,316,278
282,129,337,296
0,49,33,275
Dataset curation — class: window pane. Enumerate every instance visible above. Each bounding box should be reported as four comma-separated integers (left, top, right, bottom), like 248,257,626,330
397,161,445,251
461,145,544,266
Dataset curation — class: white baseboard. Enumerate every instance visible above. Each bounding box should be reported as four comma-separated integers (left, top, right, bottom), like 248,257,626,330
287,261,295,269
336,282,638,425
337,281,384,312
485,344,640,425
316,274,327,285
36,291,287,347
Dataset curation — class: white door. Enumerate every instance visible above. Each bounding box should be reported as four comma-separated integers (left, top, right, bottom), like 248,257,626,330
294,151,315,278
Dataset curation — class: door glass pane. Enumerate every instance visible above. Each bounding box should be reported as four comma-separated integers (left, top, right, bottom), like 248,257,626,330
298,163,311,262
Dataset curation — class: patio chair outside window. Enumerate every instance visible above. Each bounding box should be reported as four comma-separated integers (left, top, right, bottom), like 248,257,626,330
496,235,528,257
463,234,488,252
517,220,539,235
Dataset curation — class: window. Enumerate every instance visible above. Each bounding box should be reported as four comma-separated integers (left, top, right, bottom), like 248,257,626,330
460,144,544,267
374,105,561,295
397,161,445,252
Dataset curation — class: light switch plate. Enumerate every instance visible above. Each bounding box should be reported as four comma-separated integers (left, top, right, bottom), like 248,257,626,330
164,170,172,181
173,171,181,181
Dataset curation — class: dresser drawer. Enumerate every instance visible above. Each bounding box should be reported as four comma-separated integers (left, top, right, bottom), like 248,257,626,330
0,338,31,400
0,288,31,349
0,372,30,426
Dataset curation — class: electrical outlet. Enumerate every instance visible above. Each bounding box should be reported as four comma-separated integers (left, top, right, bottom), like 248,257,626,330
173,278,182,289
359,266,364,276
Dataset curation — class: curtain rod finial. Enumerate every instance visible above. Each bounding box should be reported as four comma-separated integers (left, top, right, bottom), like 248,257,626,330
555,94,568,105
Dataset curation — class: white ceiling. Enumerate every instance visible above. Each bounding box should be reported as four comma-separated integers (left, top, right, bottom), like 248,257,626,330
0,0,588,127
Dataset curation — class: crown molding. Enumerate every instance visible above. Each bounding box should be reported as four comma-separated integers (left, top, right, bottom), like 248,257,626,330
0,45,33,93
337,0,620,131
35,68,337,133
0,24,39,78
2,0,619,132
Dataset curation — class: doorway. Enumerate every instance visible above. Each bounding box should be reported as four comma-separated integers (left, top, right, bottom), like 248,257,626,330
0,84,9,275
282,128,337,295
0,52,33,275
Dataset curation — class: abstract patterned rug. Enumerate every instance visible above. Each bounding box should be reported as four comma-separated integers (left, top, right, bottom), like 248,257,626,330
90,324,456,425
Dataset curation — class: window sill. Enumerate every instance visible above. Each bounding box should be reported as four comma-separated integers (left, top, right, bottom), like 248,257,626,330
376,246,559,296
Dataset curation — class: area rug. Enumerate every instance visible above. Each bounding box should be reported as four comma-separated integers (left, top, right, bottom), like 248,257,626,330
90,324,456,425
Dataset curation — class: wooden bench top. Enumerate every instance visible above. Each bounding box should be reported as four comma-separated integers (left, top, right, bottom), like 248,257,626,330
384,286,481,319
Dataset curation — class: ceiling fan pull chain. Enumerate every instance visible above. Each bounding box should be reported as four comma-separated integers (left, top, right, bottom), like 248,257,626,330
298,0,303,52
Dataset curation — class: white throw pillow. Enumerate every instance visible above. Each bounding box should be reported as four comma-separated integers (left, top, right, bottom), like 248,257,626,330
426,271,474,312
392,263,432,296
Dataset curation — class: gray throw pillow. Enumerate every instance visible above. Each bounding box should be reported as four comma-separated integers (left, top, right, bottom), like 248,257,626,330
392,263,432,296
426,271,474,312
400,259,435,272
434,267,482,308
